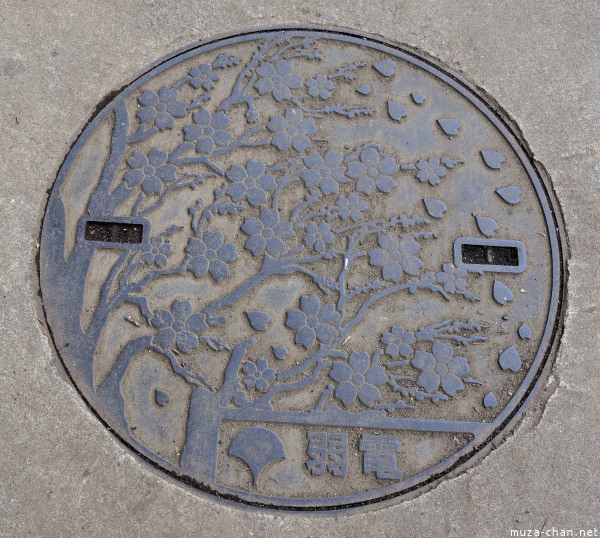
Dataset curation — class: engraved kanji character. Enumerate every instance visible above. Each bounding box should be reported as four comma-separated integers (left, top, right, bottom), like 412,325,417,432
359,434,402,479
306,432,348,476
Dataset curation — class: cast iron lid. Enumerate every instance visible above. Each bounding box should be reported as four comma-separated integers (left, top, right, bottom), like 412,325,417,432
39,27,565,511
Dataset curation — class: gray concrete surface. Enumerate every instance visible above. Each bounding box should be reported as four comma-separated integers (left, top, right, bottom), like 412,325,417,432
1,1,598,536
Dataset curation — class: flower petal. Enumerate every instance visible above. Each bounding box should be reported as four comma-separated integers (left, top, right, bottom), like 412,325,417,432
226,164,246,182
255,77,274,95
329,361,352,383
318,303,340,324
152,309,174,329
274,221,294,239
285,107,302,125
156,164,176,182
378,156,399,175
260,208,279,227
295,326,316,348
365,366,387,386
246,159,265,177
226,182,246,201
167,100,187,118
217,243,237,263
411,351,436,371
349,351,370,373
432,342,453,363
136,107,157,124
262,368,276,382
272,84,291,102
258,174,276,191
368,248,389,267
441,374,464,396
286,309,306,329
155,112,174,131
183,124,203,141
301,169,321,188
124,169,144,187
271,132,290,150
204,230,223,249
382,261,403,282
154,327,176,350
158,86,177,103
346,161,366,179
400,256,423,276
275,58,293,76
193,108,211,126
142,176,162,195
267,115,286,133
324,149,343,168
246,187,267,206
416,370,441,393
209,259,230,281
335,381,358,406
127,151,147,169
256,62,276,78
448,356,470,376
398,236,420,256
356,177,375,195
357,384,382,407
256,358,268,371
187,256,208,278
176,330,199,354
378,232,398,252
241,217,263,236
213,130,233,147
304,151,324,169
376,175,396,193
243,361,257,374
315,323,337,344
186,313,208,333
266,237,287,257
172,300,192,320
138,90,158,106
298,119,318,136
319,176,339,195
360,148,379,167
292,134,311,152
245,235,266,255
301,295,320,316
285,73,304,89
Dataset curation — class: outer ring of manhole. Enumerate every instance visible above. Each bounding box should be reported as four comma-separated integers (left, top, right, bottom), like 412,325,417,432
39,26,566,512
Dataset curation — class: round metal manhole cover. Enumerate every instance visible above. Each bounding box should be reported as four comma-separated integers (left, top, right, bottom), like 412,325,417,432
39,27,565,511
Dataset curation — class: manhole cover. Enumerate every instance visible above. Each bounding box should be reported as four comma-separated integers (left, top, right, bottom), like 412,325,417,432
39,27,565,511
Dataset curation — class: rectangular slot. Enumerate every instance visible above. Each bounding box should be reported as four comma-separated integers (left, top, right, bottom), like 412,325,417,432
461,243,520,266
84,220,143,244
454,237,526,274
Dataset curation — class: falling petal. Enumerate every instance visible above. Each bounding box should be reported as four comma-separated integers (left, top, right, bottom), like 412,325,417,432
483,391,497,408
493,280,514,305
356,84,372,95
496,186,522,204
388,101,408,122
437,119,461,136
373,60,396,77
423,198,447,219
411,93,425,104
499,346,522,372
155,389,170,407
519,323,532,339
272,346,288,360
476,216,499,237
245,311,271,331
481,150,505,169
